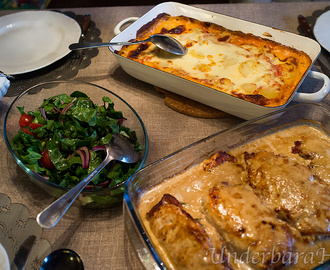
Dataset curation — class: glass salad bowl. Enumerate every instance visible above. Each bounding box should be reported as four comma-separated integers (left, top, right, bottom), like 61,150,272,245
4,80,148,208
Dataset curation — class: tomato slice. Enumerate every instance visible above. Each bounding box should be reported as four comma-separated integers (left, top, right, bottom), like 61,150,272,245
29,123,44,130
19,114,34,128
21,128,37,138
40,149,55,170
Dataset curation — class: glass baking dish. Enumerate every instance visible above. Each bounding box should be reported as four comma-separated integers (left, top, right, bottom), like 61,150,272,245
124,102,330,270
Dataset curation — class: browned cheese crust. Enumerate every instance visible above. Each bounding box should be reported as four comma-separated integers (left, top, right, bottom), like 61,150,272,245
116,13,312,107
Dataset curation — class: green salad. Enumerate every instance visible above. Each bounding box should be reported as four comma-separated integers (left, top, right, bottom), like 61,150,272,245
12,91,141,200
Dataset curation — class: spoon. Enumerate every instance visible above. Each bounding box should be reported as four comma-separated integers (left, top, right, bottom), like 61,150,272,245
36,134,140,229
40,249,83,270
69,34,187,56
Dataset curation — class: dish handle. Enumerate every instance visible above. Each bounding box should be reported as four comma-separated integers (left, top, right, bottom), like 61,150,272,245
293,70,330,103
114,17,139,35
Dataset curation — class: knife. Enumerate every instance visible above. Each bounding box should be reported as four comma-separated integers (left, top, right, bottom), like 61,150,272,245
298,14,330,77
79,14,91,43
73,14,91,59
11,235,36,270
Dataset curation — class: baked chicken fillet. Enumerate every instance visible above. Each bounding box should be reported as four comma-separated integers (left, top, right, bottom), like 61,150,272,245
292,138,330,186
204,185,295,269
244,151,330,235
202,151,246,186
147,194,230,270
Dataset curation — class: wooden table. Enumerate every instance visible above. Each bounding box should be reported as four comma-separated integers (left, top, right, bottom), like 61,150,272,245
0,2,329,269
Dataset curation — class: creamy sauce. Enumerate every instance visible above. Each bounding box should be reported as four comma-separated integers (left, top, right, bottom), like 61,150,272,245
138,125,330,270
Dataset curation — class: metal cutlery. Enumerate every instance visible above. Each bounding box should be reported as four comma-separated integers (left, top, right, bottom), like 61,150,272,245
0,70,14,80
10,235,36,270
79,14,91,43
71,14,91,60
36,134,140,229
69,34,187,56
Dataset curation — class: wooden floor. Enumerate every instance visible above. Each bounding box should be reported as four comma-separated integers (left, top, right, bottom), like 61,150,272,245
48,0,229,8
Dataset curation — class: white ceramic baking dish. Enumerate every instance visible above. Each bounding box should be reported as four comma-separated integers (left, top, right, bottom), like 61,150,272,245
108,2,330,120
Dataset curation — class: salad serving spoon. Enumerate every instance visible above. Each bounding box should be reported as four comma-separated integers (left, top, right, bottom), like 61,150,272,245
36,134,140,229
69,34,187,56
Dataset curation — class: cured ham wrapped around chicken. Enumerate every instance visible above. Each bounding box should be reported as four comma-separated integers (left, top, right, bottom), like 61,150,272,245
147,194,230,270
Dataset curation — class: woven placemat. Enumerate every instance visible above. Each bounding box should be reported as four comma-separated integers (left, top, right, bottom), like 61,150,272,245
154,86,229,119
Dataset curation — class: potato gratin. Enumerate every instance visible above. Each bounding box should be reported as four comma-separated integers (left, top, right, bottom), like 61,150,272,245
116,13,312,107
138,124,330,270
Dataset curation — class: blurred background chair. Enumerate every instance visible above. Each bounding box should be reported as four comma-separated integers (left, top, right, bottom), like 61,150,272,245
0,0,51,9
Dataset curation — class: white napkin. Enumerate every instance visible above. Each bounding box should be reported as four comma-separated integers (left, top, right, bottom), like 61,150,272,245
0,73,10,100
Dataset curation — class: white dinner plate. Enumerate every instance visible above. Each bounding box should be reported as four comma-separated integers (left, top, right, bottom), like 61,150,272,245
314,10,330,53
0,11,81,75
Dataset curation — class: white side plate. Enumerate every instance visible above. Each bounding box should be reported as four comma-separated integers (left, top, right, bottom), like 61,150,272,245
0,11,81,75
314,10,330,53
0,243,9,270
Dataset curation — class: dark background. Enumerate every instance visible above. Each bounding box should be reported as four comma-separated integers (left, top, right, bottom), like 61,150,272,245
48,0,229,8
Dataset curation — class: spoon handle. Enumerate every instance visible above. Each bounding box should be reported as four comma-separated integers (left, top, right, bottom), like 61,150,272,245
69,40,145,50
36,148,113,229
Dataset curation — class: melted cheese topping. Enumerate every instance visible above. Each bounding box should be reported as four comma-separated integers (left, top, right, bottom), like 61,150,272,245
138,125,330,270
117,13,312,107
143,30,284,97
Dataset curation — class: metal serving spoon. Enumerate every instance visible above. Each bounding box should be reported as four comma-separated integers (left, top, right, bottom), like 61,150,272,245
69,34,187,56
36,134,140,229
40,249,83,270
